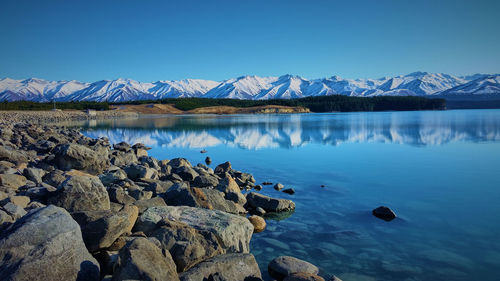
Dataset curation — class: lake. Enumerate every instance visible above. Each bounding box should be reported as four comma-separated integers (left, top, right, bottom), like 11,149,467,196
71,109,500,281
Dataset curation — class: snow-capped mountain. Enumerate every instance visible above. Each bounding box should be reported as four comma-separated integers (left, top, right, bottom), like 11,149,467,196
1,72,499,102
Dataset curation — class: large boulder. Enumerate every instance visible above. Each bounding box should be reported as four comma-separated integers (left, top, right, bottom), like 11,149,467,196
133,197,167,214
112,237,179,281
151,218,223,272
0,205,100,280
179,253,262,281
0,174,27,191
48,175,110,212
246,192,295,212
173,166,199,182
124,164,158,180
268,256,319,280
216,175,246,205
136,206,253,253
72,205,138,252
164,182,212,209
202,189,247,215
52,143,109,175
0,146,29,164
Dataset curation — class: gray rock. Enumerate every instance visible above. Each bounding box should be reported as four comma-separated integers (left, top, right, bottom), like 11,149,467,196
164,182,212,209
255,207,266,216
174,166,199,181
0,205,100,281
110,150,138,167
0,209,14,226
23,184,57,202
169,158,192,168
129,189,153,201
72,205,138,252
53,143,109,175
140,178,174,196
3,202,27,219
193,174,219,188
151,218,223,272
179,253,262,281
283,188,295,195
48,175,110,212
108,186,136,205
284,273,327,281
268,256,319,280
124,164,158,180
23,167,46,184
133,197,167,214
1,195,30,208
136,205,254,253
214,161,231,175
202,189,247,215
246,192,295,212
0,146,29,164
216,176,246,205
99,168,127,186
139,156,160,170
112,237,179,281
41,169,67,187
113,141,131,152
0,174,27,191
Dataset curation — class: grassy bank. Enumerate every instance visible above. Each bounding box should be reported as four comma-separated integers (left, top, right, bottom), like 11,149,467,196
114,95,446,112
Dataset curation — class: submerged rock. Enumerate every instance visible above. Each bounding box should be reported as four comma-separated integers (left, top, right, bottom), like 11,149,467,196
0,205,100,281
268,256,319,280
179,253,262,281
372,206,396,221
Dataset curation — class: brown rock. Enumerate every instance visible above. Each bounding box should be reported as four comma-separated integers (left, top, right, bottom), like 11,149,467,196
248,215,266,233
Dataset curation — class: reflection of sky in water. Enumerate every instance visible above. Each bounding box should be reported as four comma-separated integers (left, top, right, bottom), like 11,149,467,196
71,110,500,281
77,110,500,149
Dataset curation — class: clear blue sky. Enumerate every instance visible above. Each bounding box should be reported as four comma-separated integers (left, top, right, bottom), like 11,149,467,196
0,0,499,82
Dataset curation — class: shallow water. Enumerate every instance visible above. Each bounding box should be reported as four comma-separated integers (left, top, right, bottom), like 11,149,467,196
72,109,500,281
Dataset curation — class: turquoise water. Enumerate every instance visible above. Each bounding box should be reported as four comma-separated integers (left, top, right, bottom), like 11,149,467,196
76,109,500,281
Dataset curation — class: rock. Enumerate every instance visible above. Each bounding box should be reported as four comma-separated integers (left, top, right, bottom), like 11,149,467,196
274,183,284,191
110,150,138,167
23,184,57,202
0,174,27,191
283,188,295,195
52,143,109,175
139,156,161,170
248,215,266,233
72,205,138,252
202,189,247,215
262,181,273,185
179,253,262,281
193,174,219,188
0,209,14,226
2,202,27,219
255,207,266,216
372,206,396,221
246,192,295,212
99,168,127,186
108,186,136,205
129,189,153,200
140,178,174,196
0,205,100,281
0,146,29,164
23,167,46,184
268,256,319,280
25,201,46,211
112,237,179,281
164,182,212,209
174,166,199,181
254,185,262,191
113,141,131,152
0,160,16,174
134,197,167,214
169,158,192,168
41,169,67,187
152,218,223,272
1,195,30,208
124,164,158,180
284,273,326,281
48,175,110,212
136,206,254,253
214,161,231,175
216,175,247,205
205,156,212,165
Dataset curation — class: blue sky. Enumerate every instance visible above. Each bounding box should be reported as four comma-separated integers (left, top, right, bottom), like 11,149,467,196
0,0,499,82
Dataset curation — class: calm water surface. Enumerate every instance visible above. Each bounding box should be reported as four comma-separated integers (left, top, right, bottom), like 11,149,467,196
72,109,500,281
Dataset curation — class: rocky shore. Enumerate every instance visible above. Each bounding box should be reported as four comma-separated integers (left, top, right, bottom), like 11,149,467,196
0,120,340,280
0,110,138,124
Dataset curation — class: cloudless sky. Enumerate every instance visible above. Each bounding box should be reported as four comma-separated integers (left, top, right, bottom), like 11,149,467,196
0,0,499,82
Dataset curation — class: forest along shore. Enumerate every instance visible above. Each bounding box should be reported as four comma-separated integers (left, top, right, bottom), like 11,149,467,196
0,119,342,280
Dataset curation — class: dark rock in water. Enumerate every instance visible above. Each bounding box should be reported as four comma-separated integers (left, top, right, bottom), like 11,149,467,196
283,188,295,195
200,149,208,154
214,161,232,175
151,218,223,272
254,184,263,191
246,192,295,213
205,156,212,165
284,272,326,281
262,181,273,185
112,237,179,281
372,206,397,221
52,143,109,175
72,205,138,252
268,256,319,280
274,183,284,191
113,141,131,152
179,253,262,281
0,205,100,281
255,207,266,216
48,175,111,212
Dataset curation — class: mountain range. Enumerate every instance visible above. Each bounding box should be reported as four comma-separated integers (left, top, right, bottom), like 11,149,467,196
1,72,499,102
